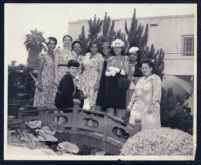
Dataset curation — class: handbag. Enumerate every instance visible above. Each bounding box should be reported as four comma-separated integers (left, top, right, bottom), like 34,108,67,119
118,75,130,90
117,56,130,90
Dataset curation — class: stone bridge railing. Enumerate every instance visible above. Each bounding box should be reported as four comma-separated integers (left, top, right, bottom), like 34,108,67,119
18,100,141,155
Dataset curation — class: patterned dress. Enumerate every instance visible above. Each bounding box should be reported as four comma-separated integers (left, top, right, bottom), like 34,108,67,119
33,53,57,108
56,49,77,82
128,74,161,130
80,52,104,107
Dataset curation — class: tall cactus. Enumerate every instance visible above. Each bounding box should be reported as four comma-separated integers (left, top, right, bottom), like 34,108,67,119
88,15,102,43
125,9,165,78
99,12,115,43
79,26,89,54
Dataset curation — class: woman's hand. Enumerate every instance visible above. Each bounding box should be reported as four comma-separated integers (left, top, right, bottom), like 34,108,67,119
54,47,61,55
53,78,59,86
127,105,132,112
94,80,100,91
36,82,43,92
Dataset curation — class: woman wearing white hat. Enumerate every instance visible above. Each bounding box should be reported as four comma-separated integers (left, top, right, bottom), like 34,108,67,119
104,39,130,118
127,47,142,106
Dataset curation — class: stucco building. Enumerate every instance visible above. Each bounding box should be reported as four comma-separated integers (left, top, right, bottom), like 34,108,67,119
68,14,195,76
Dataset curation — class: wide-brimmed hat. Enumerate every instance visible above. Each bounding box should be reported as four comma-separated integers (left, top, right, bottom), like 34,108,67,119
111,39,125,48
67,59,80,68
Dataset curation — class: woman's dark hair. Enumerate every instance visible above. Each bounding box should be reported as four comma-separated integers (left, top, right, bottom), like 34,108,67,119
88,41,99,53
142,60,154,69
63,35,73,42
131,50,142,77
129,49,141,63
67,60,80,68
72,40,83,49
47,37,57,45
88,41,99,49
111,46,125,56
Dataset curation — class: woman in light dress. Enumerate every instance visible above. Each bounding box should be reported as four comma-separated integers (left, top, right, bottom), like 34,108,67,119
71,40,84,89
127,60,161,130
33,37,57,108
80,41,104,110
54,35,77,84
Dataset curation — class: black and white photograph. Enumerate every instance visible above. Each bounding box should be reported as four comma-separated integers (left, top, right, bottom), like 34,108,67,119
4,3,197,160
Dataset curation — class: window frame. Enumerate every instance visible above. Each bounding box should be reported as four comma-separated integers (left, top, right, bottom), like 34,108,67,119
182,34,194,56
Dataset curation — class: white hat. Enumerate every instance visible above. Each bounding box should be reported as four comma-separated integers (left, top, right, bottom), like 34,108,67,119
129,47,139,53
111,39,124,48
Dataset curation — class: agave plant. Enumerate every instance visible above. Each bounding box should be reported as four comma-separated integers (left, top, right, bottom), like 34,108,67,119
24,29,46,70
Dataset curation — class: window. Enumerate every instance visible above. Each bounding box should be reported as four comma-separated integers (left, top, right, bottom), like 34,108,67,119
182,35,194,56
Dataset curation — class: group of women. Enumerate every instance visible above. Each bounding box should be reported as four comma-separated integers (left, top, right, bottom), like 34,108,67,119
33,34,162,130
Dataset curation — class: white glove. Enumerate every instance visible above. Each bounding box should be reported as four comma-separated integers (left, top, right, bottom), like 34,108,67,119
120,69,126,75
105,71,112,77
108,66,120,73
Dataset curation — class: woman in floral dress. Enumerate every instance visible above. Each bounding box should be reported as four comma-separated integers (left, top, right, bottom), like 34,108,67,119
80,41,104,110
71,40,84,89
54,35,77,84
127,60,161,130
33,37,57,108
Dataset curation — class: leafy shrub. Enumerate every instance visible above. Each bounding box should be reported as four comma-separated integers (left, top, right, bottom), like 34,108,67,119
120,127,193,155
160,88,193,135
8,64,35,114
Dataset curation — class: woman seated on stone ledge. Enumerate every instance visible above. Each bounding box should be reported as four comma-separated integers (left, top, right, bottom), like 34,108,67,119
55,59,84,110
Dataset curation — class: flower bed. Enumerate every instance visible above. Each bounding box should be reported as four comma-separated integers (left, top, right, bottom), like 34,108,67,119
120,127,193,155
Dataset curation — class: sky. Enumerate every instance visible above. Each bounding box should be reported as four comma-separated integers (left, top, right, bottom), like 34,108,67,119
4,3,196,65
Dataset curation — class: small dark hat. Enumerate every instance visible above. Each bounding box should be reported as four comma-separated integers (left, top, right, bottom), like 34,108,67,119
67,60,80,68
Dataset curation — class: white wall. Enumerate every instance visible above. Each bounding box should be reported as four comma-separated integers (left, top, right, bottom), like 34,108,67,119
68,15,195,75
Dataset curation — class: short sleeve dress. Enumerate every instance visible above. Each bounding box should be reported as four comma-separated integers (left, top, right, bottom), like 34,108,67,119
56,49,77,82
33,52,57,108
80,52,104,107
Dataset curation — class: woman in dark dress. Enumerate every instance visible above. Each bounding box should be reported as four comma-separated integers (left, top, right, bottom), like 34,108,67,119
96,42,113,112
55,60,84,110
127,47,142,106
104,39,130,118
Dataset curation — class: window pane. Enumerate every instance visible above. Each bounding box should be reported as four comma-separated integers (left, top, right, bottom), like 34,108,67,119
183,35,194,56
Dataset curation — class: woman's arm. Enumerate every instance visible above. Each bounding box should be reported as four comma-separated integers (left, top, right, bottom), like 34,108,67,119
127,77,142,111
37,54,45,91
124,56,130,75
152,75,162,104
94,55,104,91
54,50,60,84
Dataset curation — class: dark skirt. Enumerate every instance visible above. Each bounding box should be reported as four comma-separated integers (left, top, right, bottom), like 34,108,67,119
96,61,127,109
102,75,127,109
96,61,107,106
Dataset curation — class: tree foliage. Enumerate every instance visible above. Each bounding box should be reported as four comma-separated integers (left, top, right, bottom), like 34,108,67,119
8,64,35,110
160,88,193,135
24,29,45,70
